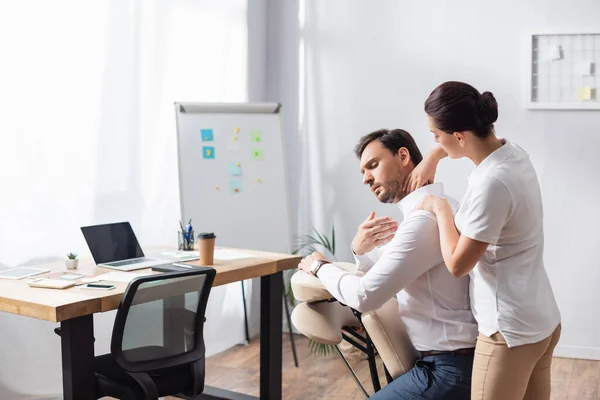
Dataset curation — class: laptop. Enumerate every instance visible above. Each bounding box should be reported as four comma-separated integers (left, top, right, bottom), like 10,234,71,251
81,222,170,271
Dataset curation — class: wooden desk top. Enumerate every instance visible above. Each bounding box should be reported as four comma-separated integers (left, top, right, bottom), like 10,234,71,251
0,248,301,323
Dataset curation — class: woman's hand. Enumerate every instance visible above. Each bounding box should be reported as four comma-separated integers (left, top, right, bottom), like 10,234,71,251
403,146,446,193
414,195,446,214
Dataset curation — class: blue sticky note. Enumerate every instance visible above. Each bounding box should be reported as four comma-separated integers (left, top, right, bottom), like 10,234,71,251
228,162,242,176
203,146,215,159
229,181,243,194
201,129,214,141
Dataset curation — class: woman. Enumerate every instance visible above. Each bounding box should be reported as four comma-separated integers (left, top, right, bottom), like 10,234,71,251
409,81,561,400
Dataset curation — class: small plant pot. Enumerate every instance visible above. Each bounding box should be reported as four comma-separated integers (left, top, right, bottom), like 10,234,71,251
65,259,79,270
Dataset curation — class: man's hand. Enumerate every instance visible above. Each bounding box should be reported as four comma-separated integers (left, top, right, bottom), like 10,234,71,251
298,251,330,274
351,212,398,256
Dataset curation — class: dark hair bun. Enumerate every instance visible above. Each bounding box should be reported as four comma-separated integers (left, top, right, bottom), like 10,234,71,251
424,81,498,138
479,91,498,125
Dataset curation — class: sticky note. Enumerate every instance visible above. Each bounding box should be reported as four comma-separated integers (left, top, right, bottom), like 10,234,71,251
228,162,242,176
233,136,238,141
542,45,562,62
203,146,215,159
251,130,262,143
201,129,214,141
576,61,594,75
229,181,242,194
235,127,240,134
550,45,562,61
578,87,593,100
252,148,264,160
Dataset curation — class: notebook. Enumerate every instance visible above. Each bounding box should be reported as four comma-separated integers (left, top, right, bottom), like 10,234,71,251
0,266,50,280
27,278,75,289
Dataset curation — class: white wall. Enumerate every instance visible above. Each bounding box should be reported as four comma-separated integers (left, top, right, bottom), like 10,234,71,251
267,0,600,359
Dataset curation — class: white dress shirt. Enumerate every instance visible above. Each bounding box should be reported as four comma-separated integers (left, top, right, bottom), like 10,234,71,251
317,183,478,351
455,140,561,348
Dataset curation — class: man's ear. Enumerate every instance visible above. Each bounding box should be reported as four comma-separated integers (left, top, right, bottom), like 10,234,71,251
396,147,411,166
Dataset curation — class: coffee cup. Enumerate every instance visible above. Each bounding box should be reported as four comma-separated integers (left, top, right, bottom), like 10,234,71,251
197,232,216,265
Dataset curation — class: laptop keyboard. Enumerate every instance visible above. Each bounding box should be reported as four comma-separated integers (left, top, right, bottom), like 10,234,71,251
108,258,153,267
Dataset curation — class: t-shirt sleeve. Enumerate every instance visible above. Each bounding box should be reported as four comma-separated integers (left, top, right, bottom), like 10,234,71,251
459,177,513,245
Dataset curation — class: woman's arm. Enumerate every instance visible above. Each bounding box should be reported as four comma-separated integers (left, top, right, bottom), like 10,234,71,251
403,145,448,193
432,199,488,278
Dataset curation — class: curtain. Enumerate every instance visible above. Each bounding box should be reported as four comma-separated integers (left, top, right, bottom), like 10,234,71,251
0,0,248,397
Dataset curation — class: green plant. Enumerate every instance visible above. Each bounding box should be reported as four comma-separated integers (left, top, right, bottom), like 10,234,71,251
66,252,78,260
292,226,336,260
288,225,337,357
308,337,336,357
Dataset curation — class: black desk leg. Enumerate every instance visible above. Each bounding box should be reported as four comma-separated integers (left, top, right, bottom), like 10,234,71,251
60,314,95,400
260,272,283,400
199,272,283,400
241,280,250,344
282,273,299,368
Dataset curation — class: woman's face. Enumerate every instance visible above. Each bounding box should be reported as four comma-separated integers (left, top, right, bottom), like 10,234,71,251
427,116,465,159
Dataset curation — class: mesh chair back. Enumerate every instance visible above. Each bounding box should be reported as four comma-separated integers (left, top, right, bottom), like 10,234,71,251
111,268,216,372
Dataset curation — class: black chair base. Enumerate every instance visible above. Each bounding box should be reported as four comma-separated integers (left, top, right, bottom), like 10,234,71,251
94,352,204,400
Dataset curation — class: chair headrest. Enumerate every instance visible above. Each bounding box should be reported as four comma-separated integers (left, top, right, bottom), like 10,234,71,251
291,301,359,345
291,262,358,302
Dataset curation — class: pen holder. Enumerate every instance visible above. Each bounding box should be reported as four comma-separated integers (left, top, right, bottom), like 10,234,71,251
178,230,195,251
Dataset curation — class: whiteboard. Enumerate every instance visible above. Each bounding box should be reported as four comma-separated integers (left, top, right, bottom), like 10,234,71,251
175,102,292,254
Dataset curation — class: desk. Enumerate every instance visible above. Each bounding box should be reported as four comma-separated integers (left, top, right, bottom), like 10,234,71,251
0,247,301,400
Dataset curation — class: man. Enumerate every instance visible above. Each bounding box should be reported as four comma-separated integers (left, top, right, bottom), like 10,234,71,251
298,129,477,399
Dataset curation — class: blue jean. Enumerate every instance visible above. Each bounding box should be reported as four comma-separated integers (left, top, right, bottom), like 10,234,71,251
370,350,474,400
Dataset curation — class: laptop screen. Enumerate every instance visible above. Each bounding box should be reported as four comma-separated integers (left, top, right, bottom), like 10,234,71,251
81,222,145,264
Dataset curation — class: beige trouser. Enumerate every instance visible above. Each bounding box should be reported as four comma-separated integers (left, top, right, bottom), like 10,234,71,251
472,324,562,400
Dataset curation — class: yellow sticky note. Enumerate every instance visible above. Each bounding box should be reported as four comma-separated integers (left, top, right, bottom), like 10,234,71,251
235,127,240,134
578,87,592,100
233,136,238,141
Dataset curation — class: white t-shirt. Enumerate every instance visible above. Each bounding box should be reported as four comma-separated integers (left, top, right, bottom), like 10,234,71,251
317,183,478,351
455,140,561,347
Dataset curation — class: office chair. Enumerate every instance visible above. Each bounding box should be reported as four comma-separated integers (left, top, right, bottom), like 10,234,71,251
94,268,215,400
290,263,418,398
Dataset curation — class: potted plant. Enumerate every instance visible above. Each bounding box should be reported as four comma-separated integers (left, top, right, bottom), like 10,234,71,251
65,252,79,269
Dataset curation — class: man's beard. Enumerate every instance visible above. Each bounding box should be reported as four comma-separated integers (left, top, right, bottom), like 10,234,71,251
375,180,401,203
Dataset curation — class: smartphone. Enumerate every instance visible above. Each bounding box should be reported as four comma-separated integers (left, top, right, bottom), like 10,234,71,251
80,283,116,290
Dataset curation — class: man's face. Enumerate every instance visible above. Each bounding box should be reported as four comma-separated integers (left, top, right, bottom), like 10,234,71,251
359,141,411,204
